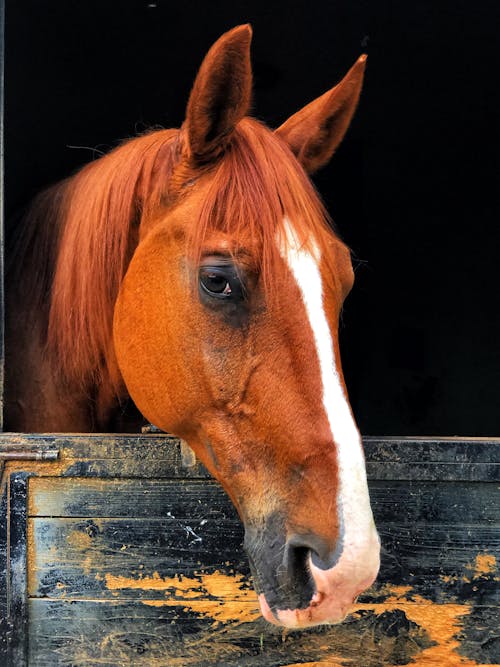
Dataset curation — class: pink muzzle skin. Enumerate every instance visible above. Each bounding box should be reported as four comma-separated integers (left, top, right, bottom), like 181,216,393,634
258,531,381,628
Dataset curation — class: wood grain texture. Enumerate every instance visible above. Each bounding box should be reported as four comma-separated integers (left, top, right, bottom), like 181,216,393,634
27,478,499,605
0,434,498,665
27,600,500,666
28,599,434,667
28,477,499,523
2,434,499,481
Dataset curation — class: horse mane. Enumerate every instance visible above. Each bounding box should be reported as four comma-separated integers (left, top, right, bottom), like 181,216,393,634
10,117,336,398
8,128,180,394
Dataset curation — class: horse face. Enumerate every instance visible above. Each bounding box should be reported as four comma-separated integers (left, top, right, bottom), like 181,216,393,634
113,25,379,628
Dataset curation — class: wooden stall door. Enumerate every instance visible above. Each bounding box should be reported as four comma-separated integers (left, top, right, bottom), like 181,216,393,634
1,435,499,666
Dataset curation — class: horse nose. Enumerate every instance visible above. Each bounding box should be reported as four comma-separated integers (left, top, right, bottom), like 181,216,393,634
244,518,342,614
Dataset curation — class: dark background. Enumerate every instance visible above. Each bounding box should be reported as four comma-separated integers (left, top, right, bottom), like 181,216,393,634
4,0,500,435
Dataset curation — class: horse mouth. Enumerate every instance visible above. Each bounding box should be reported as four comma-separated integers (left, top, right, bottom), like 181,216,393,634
256,573,376,628
257,589,353,628
247,539,380,628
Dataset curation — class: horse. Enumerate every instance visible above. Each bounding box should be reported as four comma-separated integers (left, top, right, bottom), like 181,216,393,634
5,25,380,628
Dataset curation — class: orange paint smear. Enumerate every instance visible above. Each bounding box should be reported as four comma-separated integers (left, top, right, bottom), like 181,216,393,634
105,570,260,624
470,553,497,577
353,584,495,667
283,662,348,667
64,521,104,572
439,552,499,589
283,662,349,667
26,520,36,596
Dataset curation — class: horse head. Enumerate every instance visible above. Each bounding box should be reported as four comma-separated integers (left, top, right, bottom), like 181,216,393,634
113,25,379,628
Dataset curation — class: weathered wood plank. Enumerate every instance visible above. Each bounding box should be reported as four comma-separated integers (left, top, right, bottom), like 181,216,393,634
27,474,500,606
0,433,179,459
1,435,498,665
369,480,499,524
29,477,499,524
0,472,9,656
1,434,498,480
28,515,499,605
28,599,499,666
5,473,29,665
366,462,499,482
29,478,225,518
0,433,211,480
27,599,429,667
364,437,500,481
2,433,497,463
363,437,500,463
28,516,247,599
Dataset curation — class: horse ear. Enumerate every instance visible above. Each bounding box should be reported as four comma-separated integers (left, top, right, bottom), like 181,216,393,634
185,25,253,164
276,55,367,174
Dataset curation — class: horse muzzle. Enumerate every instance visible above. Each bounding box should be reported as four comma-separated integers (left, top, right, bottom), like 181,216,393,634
244,513,380,628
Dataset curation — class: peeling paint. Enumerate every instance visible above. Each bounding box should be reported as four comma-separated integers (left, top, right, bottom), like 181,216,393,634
439,552,499,590
104,575,495,663
105,570,261,624
469,553,497,578
66,530,93,551
284,662,348,667
7,435,497,665
352,585,496,667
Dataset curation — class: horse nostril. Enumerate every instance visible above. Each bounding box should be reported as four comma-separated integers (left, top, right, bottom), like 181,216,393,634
244,520,341,612
245,521,316,611
282,544,311,590
286,533,342,571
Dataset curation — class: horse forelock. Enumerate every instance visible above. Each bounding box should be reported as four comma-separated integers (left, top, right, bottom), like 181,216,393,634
189,118,338,295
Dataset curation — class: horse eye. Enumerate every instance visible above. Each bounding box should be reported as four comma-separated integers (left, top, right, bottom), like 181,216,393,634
199,266,243,300
200,270,232,296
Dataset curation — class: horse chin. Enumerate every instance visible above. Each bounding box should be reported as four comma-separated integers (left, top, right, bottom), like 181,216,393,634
258,590,354,629
258,591,350,628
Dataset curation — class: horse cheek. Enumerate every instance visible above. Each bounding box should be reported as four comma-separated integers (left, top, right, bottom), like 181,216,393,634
112,242,201,434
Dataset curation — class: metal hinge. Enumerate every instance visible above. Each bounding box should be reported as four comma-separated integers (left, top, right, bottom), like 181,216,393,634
0,448,59,461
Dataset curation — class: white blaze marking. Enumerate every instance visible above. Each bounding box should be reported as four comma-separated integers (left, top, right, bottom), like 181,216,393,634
279,219,378,582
